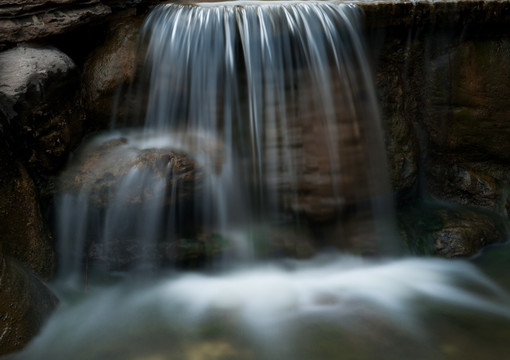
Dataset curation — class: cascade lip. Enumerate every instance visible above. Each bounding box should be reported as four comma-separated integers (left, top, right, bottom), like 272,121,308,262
164,0,510,28
180,0,510,5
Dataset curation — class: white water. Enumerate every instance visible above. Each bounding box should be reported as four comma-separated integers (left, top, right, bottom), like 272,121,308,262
14,255,510,360
33,2,510,359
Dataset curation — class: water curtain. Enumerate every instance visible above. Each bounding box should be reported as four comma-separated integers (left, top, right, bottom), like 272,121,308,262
57,1,395,279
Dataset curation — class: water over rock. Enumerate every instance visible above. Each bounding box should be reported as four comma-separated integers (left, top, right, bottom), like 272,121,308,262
59,136,199,208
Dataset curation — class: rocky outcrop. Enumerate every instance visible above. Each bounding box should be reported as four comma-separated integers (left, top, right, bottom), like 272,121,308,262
432,209,506,258
0,45,84,175
83,15,144,129
373,10,510,257
0,0,111,47
425,40,510,215
0,251,59,356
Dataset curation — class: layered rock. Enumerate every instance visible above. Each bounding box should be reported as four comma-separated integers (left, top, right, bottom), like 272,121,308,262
0,0,111,46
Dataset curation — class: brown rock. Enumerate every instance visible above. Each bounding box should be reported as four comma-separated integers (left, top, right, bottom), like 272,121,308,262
427,40,510,163
59,136,200,208
432,208,505,258
83,15,144,129
424,40,510,215
0,252,58,356
0,0,111,45
0,158,56,280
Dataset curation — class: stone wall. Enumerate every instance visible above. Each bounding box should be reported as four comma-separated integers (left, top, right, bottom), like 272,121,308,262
367,0,510,256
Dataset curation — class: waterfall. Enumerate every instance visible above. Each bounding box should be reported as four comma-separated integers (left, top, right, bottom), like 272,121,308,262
56,1,396,280
15,2,510,360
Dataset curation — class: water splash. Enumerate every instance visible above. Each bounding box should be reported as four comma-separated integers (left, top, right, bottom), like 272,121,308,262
14,255,510,360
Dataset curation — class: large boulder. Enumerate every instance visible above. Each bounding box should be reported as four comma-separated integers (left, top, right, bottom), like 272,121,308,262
0,251,58,356
59,135,200,207
0,44,85,175
0,0,111,47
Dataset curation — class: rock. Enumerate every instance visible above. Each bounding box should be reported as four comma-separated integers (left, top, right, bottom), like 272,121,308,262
375,39,420,202
59,135,200,208
399,205,506,258
0,0,111,46
83,15,144,129
427,160,509,215
432,209,505,258
0,153,56,280
427,40,510,163
0,44,84,174
264,69,390,226
423,40,510,215
0,251,59,356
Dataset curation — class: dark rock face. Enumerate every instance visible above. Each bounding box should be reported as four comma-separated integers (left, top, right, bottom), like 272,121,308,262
425,40,510,215
0,45,84,174
432,209,505,258
0,0,111,47
59,136,199,207
375,39,420,202
373,8,510,257
83,15,144,130
0,158,56,280
0,252,59,356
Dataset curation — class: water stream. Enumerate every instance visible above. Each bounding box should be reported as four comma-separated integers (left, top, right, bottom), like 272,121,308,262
12,1,510,359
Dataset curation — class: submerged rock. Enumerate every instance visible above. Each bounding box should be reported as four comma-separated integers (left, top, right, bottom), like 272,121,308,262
0,252,58,356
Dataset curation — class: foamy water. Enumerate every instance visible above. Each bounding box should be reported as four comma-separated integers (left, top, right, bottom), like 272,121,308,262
14,255,510,360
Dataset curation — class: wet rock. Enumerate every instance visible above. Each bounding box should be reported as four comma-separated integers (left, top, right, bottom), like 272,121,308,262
427,160,510,215
0,45,84,175
0,155,56,280
432,208,505,258
424,39,510,215
0,0,111,46
83,15,145,129
427,40,510,163
59,136,200,208
0,252,59,356
375,40,420,202
88,234,222,270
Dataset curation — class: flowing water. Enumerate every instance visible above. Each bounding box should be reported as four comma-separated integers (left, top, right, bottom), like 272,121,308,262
13,1,510,359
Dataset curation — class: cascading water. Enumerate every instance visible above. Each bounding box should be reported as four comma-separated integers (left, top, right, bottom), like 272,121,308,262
14,1,510,359
56,0,396,279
